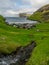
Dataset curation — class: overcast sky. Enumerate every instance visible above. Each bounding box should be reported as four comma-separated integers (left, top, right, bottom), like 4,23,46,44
0,0,49,17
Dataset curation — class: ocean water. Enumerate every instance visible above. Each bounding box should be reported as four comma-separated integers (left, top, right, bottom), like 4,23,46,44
5,17,37,24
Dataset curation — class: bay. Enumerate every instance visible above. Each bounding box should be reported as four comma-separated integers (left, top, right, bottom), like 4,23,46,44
5,17,37,24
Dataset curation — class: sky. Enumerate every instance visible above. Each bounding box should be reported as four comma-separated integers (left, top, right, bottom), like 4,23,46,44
0,0,49,17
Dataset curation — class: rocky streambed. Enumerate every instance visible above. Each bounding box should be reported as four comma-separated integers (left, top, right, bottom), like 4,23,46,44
0,41,36,65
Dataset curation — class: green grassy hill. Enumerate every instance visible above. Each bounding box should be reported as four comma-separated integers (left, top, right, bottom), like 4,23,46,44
26,23,49,65
28,4,49,22
26,4,49,65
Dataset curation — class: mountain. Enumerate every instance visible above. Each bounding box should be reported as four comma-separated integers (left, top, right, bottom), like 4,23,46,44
28,4,49,22
19,13,31,17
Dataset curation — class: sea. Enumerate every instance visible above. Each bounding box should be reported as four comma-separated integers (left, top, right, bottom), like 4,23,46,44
5,17,37,24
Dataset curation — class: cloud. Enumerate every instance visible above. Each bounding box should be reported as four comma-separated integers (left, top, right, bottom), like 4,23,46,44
6,10,16,14
22,0,49,8
0,0,49,17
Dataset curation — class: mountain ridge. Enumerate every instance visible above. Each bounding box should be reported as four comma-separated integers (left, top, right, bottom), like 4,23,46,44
28,4,49,22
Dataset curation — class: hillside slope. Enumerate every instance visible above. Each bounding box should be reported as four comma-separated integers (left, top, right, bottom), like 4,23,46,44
0,16,34,54
28,4,49,22
1,13,49,65
26,23,49,65
26,4,49,65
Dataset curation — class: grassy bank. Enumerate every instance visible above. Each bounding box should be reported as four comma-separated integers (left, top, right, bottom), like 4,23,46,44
26,22,49,65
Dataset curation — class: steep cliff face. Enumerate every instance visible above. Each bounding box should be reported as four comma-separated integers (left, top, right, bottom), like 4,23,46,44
28,4,49,22
38,4,49,12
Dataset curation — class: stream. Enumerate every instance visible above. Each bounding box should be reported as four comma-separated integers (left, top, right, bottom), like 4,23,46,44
0,41,36,65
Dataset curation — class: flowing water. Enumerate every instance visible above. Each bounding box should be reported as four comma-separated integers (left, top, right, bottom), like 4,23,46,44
0,41,36,65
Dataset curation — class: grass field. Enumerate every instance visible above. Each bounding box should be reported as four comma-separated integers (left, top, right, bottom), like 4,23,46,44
26,23,49,65
0,19,35,54
0,15,49,65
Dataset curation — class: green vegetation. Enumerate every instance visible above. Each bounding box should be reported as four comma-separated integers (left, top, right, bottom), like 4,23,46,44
0,4,49,65
28,12,43,22
0,15,34,54
0,15,49,65
26,4,49,65
28,4,49,22
26,23,49,65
